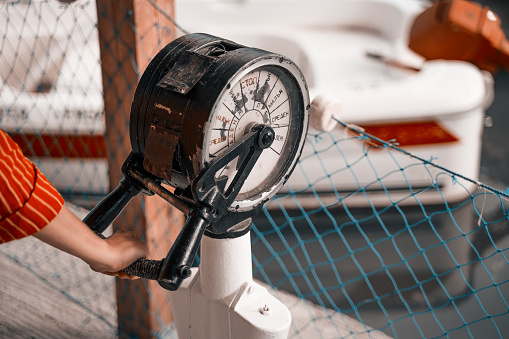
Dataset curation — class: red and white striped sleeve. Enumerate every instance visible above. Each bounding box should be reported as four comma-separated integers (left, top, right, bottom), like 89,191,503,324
0,129,64,244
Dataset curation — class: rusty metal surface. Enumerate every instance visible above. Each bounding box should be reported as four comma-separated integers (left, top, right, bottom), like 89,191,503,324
143,123,180,181
157,51,215,94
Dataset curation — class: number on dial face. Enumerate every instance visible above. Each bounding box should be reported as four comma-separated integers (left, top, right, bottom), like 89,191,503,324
208,69,291,196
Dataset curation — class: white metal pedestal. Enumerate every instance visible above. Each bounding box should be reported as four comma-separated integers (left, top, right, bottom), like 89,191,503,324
169,231,291,339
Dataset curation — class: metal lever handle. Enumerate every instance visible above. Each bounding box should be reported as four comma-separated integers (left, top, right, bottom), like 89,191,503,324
82,178,164,280
157,210,208,290
86,203,208,285
82,162,201,284
83,178,141,233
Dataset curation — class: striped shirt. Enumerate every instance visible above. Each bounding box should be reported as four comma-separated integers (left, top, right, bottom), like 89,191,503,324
0,129,64,243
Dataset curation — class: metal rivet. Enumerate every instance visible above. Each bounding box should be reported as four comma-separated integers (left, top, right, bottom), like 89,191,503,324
259,305,271,315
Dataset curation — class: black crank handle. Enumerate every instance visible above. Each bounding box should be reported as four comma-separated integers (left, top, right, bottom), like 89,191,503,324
86,194,207,287
103,210,208,287
116,211,209,287
83,177,163,280
156,210,208,290
122,257,163,280
83,178,141,233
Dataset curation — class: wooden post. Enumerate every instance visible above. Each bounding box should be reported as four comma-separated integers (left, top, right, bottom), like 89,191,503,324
95,1,184,337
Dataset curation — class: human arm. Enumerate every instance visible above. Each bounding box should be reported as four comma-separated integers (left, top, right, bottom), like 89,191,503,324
33,205,148,279
0,129,147,279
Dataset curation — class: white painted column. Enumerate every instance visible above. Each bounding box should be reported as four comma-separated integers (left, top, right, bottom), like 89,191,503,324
170,231,291,339
200,232,253,300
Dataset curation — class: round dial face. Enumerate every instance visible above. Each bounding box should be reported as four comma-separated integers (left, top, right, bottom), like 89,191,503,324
204,64,305,208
